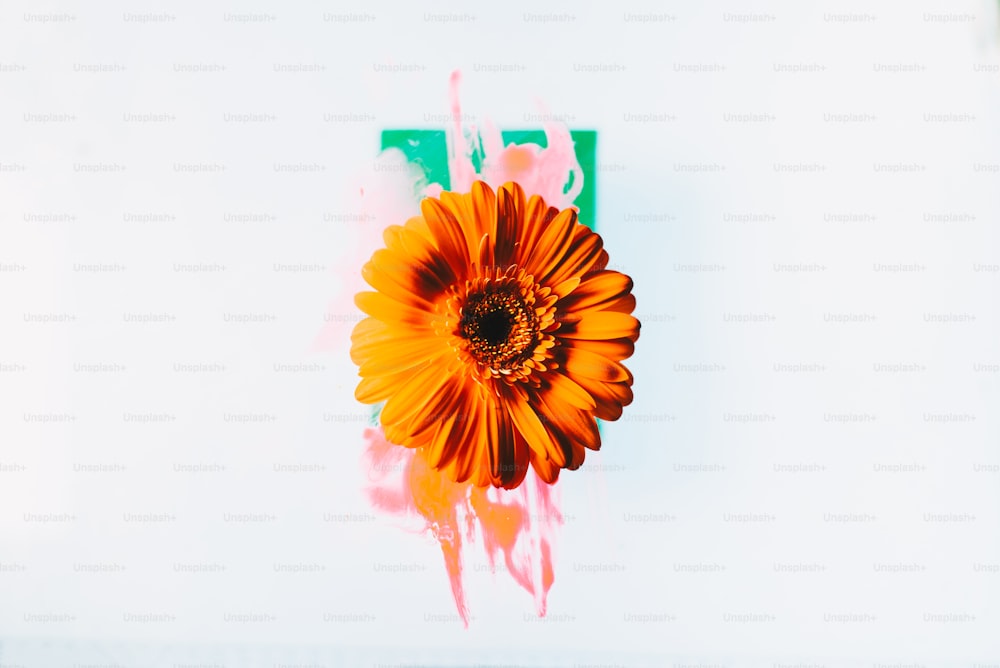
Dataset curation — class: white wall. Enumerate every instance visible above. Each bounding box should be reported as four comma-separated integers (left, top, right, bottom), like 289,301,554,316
0,0,998,665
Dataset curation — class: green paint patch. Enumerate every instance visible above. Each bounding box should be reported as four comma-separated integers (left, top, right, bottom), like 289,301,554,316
380,129,597,231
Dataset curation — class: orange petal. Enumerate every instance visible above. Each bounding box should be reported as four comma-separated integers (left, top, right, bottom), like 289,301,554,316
379,357,451,427
355,368,411,404
421,197,470,268
361,260,434,309
523,208,577,279
448,388,487,483
545,400,600,452
483,392,502,486
558,311,640,341
499,182,527,222
518,195,557,258
358,336,447,376
402,375,468,445
477,233,493,270
541,226,604,287
532,392,598,468
494,187,518,266
499,181,526,206
562,346,630,382
426,410,463,471
383,420,415,448
486,394,528,489
351,326,435,365
354,291,434,328
564,336,636,363
545,371,597,410
396,225,457,287
550,276,581,299
503,385,552,462
603,293,637,315
530,450,560,484
571,374,632,422
381,224,405,250
471,181,497,242
370,248,449,302
561,270,634,312
587,249,610,274
350,316,391,348
603,379,634,408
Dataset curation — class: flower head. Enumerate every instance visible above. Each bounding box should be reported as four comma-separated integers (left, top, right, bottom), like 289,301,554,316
351,181,639,489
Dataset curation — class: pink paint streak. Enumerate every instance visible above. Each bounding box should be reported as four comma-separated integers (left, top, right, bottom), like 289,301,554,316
313,153,425,354
439,71,584,209
363,426,561,627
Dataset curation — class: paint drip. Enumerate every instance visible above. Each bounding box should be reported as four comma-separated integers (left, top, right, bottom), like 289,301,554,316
363,426,560,626
428,70,584,210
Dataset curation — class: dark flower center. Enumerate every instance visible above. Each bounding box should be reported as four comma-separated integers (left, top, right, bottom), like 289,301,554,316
476,310,512,346
459,285,539,370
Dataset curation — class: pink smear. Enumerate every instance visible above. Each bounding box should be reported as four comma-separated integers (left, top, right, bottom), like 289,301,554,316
313,153,427,353
441,71,584,209
363,427,561,626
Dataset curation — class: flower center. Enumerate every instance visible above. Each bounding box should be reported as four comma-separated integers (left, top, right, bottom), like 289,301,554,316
459,284,539,370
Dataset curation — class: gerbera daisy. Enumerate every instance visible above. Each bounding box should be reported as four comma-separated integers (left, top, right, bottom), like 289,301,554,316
350,181,639,489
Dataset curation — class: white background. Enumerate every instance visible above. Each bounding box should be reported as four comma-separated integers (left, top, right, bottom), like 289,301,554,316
1,0,999,665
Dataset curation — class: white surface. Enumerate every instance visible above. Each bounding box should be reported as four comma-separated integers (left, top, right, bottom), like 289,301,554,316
1,0,998,664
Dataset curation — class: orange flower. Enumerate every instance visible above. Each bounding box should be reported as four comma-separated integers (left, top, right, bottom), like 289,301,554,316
351,181,639,489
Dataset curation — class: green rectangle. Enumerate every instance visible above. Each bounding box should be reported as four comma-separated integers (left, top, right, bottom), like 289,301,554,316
380,129,597,231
